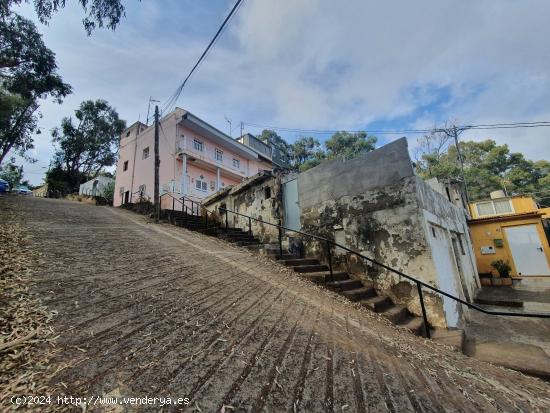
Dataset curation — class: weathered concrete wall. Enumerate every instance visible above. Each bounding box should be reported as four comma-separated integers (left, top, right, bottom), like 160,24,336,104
297,139,448,326
202,171,283,242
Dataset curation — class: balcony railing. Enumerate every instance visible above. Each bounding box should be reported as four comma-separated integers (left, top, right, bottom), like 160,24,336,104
176,138,247,176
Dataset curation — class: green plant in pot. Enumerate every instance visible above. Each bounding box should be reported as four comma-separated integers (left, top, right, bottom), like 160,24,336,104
490,259,513,286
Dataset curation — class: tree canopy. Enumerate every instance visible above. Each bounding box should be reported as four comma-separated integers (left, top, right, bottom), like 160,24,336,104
1,0,129,35
255,129,377,172
0,12,71,164
50,99,125,193
415,132,550,205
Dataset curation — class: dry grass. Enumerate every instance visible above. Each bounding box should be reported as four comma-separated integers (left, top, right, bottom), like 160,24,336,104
0,200,58,411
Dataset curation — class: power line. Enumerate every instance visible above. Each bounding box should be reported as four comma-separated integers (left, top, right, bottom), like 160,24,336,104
242,120,550,136
161,0,245,114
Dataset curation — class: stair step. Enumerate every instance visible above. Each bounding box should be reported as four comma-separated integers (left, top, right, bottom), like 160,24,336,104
380,305,409,324
300,271,349,283
293,264,329,273
279,258,319,266
360,295,393,312
342,287,377,301
398,316,426,336
326,279,363,291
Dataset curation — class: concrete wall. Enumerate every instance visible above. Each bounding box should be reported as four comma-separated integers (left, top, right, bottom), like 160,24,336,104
202,172,284,242
79,176,114,197
416,177,480,326
296,138,478,328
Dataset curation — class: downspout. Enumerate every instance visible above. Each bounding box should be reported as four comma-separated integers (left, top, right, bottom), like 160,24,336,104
129,126,139,202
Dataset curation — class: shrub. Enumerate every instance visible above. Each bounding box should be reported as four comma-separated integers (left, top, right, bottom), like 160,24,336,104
491,259,511,277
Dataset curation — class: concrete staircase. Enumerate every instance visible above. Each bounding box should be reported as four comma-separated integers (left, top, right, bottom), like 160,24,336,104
275,255,427,336
166,209,464,347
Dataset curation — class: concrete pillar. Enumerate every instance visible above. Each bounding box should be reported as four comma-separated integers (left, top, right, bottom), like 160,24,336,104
181,154,187,195
216,166,220,191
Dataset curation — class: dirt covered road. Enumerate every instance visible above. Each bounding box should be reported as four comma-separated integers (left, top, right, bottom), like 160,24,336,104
1,196,549,412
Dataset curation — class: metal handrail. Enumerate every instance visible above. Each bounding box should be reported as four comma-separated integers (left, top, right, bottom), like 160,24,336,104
204,205,550,338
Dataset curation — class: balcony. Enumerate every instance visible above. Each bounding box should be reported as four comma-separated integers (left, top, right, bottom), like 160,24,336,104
176,137,247,177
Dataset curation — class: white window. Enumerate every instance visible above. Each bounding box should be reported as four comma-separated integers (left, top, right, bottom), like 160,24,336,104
138,184,146,196
476,199,514,217
119,187,124,196
233,158,240,168
476,201,495,216
494,199,513,214
215,148,223,162
195,179,208,192
142,147,149,159
193,139,204,152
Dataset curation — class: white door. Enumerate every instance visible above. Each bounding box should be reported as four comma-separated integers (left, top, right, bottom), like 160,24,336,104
427,224,461,327
504,225,550,276
283,178,300,231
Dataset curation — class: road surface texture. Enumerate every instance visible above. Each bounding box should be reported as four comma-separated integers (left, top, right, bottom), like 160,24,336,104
2,196,550,412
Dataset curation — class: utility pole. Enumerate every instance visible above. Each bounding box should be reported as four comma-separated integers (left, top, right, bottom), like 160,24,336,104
451,125,470,205
240,121,243,139
154,105,160,223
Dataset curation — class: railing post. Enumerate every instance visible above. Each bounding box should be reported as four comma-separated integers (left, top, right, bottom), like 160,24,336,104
172,197,175,211
326,240,334,283
225,209,229,229
205,211,208,230
278,219,283,259
417,282,431,338
184,206,187,227
248,216,252,236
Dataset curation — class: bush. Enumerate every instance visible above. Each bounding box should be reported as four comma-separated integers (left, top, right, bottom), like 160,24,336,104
491,259,511,277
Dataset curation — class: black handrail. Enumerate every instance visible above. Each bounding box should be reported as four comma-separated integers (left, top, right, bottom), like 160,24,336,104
204,205,550,338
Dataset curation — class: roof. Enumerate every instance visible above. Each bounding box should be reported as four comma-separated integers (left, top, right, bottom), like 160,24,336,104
468,210,543,224
202,170,274,206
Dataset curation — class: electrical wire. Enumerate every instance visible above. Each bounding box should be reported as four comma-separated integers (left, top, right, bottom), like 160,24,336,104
161,0,244,114
242,121,550,136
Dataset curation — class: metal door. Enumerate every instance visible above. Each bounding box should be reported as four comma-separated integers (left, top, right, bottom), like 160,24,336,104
283,178,300,231
504,225,550,276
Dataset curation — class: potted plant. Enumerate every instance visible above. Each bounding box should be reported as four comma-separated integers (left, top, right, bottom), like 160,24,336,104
490,260,513,286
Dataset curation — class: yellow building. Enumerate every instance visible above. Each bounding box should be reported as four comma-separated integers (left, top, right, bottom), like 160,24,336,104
468,192,550,277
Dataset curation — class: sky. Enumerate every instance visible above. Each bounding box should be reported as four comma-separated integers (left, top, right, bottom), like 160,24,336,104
13,0,550,185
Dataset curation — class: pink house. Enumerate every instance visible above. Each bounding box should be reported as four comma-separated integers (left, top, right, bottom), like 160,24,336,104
114,108,273,208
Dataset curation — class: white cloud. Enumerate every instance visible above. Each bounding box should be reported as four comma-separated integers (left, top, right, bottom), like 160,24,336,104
10,0,550,184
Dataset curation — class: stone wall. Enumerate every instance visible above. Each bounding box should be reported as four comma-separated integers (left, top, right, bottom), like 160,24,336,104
202,171,283,243
296,138,473,327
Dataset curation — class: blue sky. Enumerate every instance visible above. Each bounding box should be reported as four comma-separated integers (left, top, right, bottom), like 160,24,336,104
13,0,550,185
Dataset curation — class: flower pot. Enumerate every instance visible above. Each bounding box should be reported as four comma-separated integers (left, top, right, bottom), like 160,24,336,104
501,278,512,286
491,277,502,286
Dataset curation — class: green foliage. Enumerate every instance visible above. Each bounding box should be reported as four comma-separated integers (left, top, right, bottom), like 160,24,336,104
415,132,550,204
1,0,128,35
51,99,126,193
255,130,377,172
257,129,292,167
325,131,377,161
491,259,511,277
0,157,23,188
0,12,71,164
101,180,115,204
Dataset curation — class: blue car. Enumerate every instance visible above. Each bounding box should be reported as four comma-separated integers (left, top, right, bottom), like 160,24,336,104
15,186,32,195
0,179,9,194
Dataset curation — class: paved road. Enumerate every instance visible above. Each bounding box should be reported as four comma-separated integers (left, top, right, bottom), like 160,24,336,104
7,197,550,412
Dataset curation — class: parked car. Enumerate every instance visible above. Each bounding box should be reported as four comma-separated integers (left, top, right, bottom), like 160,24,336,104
14,186,32,195
0,179,9,194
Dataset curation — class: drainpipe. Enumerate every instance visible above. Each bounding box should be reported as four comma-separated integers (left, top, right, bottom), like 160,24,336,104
129,126,139,202
216,166,220,191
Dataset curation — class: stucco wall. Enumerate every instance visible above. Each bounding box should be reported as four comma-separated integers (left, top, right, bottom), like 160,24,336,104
296,138,479,327
202,172,283,242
